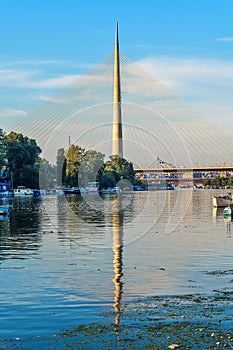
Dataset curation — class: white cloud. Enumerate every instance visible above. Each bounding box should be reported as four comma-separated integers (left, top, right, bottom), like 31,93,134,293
137,57,233,84
0,58,93,89
136,56,233,136
0,108,28,130
136,57,233,100
0,59,92,69
29,75,80,88
0,67,80,89
0,108,27,118
216,36,233,42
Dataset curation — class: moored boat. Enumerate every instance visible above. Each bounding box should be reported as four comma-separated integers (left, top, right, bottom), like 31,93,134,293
14,186,33,196
0,205,12,216
63,187,81,195
213,193,232,207
101,186,122,194
84,182,99,193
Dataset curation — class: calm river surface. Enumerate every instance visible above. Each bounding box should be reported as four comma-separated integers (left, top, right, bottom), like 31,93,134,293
0,189,232,339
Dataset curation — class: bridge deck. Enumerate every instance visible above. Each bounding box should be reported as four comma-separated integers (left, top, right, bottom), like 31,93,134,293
135,166,233,173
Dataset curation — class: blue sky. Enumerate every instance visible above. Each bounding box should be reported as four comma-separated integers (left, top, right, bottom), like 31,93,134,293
0,0,233,136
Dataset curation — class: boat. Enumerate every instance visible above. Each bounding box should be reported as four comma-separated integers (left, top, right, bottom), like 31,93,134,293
32,189,41,196
101,187,122,194
160,184,175,190
0,205,12,216
213,193,232,207
84,182,99,193
63,187,81,195
14,186,33,196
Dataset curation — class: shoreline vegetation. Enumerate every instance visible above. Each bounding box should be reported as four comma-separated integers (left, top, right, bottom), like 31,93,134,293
0,129,138,190
1,292,233,349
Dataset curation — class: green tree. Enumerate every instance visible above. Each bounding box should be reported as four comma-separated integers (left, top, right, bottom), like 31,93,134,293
20,165,40,189
0,129,7,179
39,158,57,189
0,129,5,166
99,172,116,188
79,150,105,187
227,177,233,187
211,176,220,187
99,156,135,189
65,144,85,187
56,148,66,187
4,131,41,187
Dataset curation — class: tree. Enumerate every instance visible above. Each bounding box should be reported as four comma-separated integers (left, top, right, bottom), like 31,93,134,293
4,131,41,187
227,177,233,187
99,156,135,189
99,172,116,188
39,158,57,189
65,144,85,187
56,148,66,187
0,129,7,179
79,150,105,187
0,129,5,166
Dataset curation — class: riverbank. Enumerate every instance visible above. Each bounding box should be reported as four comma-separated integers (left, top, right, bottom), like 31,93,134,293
1,292,233,349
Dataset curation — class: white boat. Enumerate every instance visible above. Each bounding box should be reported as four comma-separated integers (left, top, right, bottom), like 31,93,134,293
84,182,99,193
101,187,122,194
14,186,33,196
0,205,12,216
213,193,232,207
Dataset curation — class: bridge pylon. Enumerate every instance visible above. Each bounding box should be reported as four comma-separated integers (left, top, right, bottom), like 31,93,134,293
112,22,123,158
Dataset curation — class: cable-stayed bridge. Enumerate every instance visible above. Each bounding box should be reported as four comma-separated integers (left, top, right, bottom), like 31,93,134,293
135,165,233,186
10,25,233,172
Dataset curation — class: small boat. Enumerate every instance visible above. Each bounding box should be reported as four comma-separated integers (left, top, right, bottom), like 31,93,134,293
32,189,41,196
101,187,122,194
0,205,12,216
14,186,33,196
63,187,81,195
213,193,232,207
84,182,99,193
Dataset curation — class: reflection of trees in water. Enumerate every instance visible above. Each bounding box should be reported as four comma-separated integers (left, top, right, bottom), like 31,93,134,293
65,195,105,225
64,193,137,227
0,197,42,260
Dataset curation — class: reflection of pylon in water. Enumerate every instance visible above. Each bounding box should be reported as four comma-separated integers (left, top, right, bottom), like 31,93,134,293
113,244,123,325
112,198,123,326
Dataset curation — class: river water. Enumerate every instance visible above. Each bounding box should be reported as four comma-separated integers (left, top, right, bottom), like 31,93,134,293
0,189,232,339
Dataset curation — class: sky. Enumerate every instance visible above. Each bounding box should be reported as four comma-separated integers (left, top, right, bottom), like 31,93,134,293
0,0,233,138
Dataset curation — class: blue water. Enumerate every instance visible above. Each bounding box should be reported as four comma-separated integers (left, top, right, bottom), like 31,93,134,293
0,190,232,338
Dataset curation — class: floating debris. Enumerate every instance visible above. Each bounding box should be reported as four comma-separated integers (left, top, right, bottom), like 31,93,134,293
168,344,180,349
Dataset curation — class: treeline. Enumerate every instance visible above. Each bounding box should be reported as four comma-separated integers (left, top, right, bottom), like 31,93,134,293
0,129,136,189
0,129,51,188
202,176,233,188
56,145,135,189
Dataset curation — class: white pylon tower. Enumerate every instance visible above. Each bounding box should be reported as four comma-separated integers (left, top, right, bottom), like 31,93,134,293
112,22,123,158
